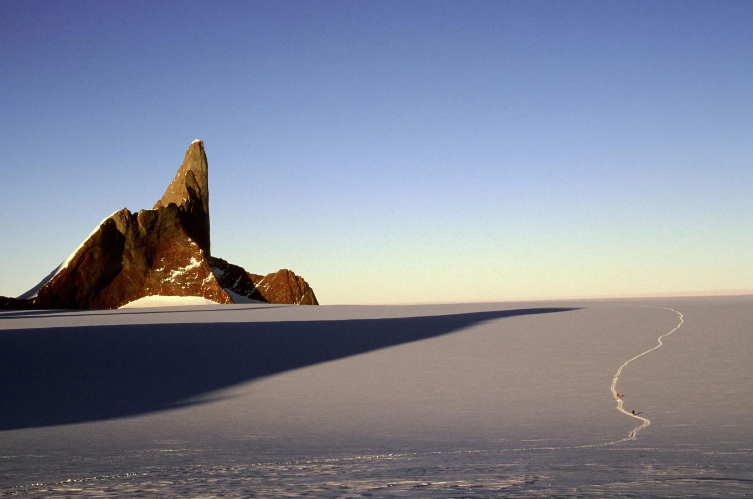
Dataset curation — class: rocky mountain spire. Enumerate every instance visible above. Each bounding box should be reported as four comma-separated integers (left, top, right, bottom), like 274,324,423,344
153,140,211,255
3,140,318,310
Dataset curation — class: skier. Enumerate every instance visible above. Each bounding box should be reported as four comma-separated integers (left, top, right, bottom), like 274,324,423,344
631,409,635,415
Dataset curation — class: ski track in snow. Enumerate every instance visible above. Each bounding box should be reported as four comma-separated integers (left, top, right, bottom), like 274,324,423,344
486,305,687,452
606,307,685,444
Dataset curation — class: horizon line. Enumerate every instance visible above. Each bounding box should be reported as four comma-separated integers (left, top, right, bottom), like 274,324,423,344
325,288,753,306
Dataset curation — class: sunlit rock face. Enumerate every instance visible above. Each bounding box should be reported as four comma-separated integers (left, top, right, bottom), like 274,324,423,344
11,140,318,309
247,269,319,305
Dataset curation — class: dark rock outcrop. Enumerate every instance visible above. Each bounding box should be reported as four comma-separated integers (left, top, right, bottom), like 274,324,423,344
10,140,318,309
209,257,267,303
210,257,318,305
1,296,32,310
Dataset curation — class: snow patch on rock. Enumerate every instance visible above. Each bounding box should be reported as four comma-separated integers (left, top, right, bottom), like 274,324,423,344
156,257,203,283
224,288,265,304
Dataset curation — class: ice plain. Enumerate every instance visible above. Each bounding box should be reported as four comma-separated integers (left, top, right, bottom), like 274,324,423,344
1,295,752,497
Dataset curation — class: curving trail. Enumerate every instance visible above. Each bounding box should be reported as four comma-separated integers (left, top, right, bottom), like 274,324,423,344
609,307,684,442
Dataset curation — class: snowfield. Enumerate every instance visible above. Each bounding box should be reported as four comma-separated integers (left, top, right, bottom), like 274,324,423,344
1,296,752,497
119,295,222,308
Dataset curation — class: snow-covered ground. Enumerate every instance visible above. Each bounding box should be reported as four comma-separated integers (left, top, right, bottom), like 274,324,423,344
120,295,222,308
1,296,752,497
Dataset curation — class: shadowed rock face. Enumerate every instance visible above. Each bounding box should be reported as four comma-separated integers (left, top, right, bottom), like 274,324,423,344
209,257,267,302
0,296,31,310
5,140,318,310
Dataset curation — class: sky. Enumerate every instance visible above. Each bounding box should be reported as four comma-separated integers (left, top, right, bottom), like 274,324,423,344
1,0,752,305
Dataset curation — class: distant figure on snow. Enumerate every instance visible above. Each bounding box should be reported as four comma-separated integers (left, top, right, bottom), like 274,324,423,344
631,409,635,415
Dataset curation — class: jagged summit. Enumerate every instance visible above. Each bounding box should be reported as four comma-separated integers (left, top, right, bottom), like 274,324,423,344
3,141,318,309
153,140,211,254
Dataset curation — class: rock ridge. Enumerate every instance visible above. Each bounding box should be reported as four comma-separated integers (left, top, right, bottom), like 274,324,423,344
210,257,318,305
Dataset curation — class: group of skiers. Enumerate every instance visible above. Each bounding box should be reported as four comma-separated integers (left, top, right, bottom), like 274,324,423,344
615,392,641,416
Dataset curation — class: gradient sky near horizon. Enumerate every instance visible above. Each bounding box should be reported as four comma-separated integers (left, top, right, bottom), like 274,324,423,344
1,1,752,305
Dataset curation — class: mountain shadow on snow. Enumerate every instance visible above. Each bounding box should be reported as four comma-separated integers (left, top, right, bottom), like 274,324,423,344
0,307,577,431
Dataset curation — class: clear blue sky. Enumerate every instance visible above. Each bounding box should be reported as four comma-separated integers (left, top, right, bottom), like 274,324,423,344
1,1,752,304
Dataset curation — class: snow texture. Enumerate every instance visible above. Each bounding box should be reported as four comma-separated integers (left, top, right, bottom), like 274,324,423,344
1,296,752,497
